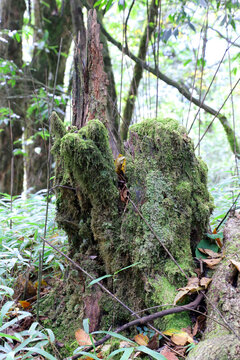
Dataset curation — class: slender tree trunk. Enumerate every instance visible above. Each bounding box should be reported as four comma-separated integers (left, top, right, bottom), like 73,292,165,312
0,0,26,195
120,0,158,141
24,0,72,191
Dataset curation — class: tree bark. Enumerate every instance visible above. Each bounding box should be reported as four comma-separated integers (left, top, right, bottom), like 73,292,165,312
71,8,119,156
0,0,26,195
187,215,240,360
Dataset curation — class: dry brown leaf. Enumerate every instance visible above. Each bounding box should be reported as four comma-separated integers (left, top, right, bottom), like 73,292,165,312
147,333,159,350
18,300,31,309
175,277,203,304
163,329,181,336
230,259,240,272
198,248,221,258
174,289,189,305
75,329,93,346
199,277,212,289
134,333,149,346
160,346,179,360
186,277,200,287
178,277,202,293
202,258,222,268
192,320,199,337
171,331,194,346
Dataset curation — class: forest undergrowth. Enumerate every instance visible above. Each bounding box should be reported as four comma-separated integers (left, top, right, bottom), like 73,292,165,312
0,166,239,360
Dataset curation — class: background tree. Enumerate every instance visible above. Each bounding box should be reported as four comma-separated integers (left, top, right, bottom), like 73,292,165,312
0,0,26,195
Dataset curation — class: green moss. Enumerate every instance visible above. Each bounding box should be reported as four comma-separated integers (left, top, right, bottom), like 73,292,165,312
148,276,191,330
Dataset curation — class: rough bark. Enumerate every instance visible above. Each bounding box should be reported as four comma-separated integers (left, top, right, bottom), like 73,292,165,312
25,0,72,192
187,215,240,360
72,9,119,156
0,0,26,195
120,0,158,141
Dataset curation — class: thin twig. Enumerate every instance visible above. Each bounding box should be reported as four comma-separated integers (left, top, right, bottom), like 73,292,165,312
8,101,14,230
155,0,161,118
37,38,63,321
188,34,240,134
194,74,240,151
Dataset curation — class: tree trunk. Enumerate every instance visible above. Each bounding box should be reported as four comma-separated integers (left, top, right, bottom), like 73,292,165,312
24,0,72,192
187,215,240,360
40,10,214,349
120,0,158,141
0,0,26,195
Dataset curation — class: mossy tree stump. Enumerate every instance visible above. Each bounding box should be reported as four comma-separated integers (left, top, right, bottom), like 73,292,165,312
48,112,213,344
42,8,213,352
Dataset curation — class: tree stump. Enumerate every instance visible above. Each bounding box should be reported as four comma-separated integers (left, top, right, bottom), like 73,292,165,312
40,9,213,351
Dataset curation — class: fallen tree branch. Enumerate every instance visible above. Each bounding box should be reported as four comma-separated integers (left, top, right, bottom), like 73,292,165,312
64,293,204,360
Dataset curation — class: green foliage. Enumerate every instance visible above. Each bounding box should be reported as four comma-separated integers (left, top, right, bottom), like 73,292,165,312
0,58,19,88
0,191,67,285
0,287,57,360
88,262,140,287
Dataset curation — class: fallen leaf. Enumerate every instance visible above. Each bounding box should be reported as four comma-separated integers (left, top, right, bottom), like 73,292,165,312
198,248,221,258
199,277,212,289
75,329,93,346
175,277,203,304
171,331,194,346
192,320,199,337
134,333,149,346
160,347,179,360
114,154,126,174
147,333,159,350
230,259,240,272
163,329,182,336
174,290,189,304
202,258,222,268
18,300,31,309
186,277,200,287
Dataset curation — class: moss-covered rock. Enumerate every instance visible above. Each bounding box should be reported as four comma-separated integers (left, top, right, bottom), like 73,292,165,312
46,113,213,350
